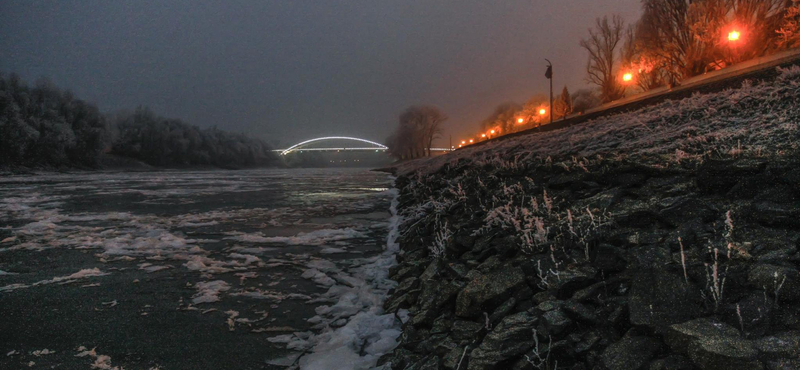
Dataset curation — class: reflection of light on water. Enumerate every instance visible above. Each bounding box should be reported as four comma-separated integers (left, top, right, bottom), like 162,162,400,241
357,187,389,192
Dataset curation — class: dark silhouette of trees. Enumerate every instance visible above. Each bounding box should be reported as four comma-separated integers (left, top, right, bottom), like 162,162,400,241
581,15,627,103
386,105,447,160
572,89,602,114
112,107,277,168
0,73,277,169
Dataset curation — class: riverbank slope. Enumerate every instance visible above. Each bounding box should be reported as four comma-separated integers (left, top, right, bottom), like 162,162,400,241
381,66,800,370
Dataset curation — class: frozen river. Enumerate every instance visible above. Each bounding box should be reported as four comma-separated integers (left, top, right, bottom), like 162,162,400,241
0,168,404,370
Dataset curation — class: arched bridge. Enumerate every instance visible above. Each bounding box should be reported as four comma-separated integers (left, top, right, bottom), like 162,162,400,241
275,136,389,156
274,136,452,155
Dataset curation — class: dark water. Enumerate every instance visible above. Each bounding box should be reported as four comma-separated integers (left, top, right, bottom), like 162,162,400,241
0,168,401,370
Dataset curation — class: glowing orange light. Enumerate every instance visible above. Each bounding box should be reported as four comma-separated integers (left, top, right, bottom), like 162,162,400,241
517,118,524,123
458,144,462,148
469,139,474,143
623,73,633,82
461,140,466,144
728,30,740,41
539,109,546,115
481,133,486,138
490,129,496,134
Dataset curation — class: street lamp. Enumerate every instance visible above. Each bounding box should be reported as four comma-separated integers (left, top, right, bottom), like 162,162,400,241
545,59,553,125
539,108,546,115
623,73,633,82
728,30,741,42
481,133,486,138
461,140,466,145
517,118,524,124
469,139,474,143
490,129,496,135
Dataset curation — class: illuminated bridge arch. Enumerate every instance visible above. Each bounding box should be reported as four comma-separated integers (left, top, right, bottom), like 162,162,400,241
279,136,389,155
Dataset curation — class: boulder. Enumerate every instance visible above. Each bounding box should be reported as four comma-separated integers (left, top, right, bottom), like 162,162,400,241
602,336,663,370
451,320,484,342
539,308,572,336
629,269,703,332
648,355,694,370
541,266,597,299
412,279,464,325
687,336,763,370
665,318,741,354
696,159,766,194
562,300,599,324
755,331,800,361
765,359,800,370
665,318,763,370
467,312,537,370
456,266,526,317
657,196,713,228
751,202,800,228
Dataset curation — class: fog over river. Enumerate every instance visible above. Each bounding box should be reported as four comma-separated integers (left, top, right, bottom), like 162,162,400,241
0,168,404,370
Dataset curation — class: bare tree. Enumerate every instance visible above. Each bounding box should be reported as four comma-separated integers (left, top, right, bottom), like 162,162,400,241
621,23,669,91
581,15,627,103
387,105,447,159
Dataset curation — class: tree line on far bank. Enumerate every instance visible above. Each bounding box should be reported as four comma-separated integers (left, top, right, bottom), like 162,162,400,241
0,73,277,169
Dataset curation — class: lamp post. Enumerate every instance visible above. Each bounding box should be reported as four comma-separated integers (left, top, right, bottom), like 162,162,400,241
545,59,553,125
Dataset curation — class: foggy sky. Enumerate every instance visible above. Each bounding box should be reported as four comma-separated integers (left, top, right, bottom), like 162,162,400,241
1,0,641,147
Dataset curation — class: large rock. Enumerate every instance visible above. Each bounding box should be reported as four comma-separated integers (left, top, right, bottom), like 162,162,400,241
541,265,597,299
411,279,464,325
648,354,694,370
456,266,526,317
657,196,714,227
696,159,766,194
467,312,537,370
544,310,573,336
602,336,663,370
665,318,763,370
748,264,800,303
629,269,702,332
755,331,800,361
687,336,763,370
751,202,800,228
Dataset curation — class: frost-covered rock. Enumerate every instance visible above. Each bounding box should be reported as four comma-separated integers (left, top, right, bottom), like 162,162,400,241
455,267,526,318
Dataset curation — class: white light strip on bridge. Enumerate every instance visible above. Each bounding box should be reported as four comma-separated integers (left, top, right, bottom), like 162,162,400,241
274,147,452,152
280,136,389,155
273,147,388,152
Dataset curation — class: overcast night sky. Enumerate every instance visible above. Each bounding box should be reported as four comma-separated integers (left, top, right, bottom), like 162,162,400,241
1,1,641,147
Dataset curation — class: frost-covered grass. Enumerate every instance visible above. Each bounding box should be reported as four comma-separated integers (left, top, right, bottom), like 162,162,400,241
397,66,800,176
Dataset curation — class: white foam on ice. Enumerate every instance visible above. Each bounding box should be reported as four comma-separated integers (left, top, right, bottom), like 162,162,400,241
270,184,408,370
227,228,366,246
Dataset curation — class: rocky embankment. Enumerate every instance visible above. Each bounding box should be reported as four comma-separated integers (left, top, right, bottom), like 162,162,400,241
379,68,800,370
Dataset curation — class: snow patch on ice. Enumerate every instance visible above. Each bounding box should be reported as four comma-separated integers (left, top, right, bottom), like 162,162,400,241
227,228,366,246
192,280,231,304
